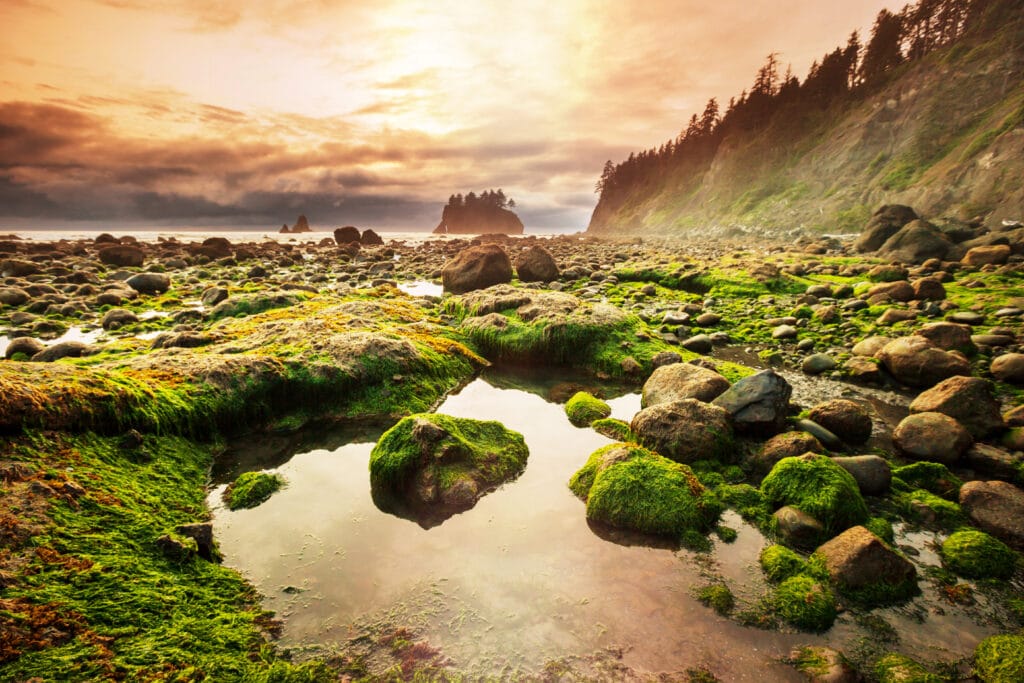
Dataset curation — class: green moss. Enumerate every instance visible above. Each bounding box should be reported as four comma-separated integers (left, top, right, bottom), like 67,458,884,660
975,634,1024,682
715,525,738,543
1,432,331,681
369,413,528,497
941,530,1018,580
865,517,895,545
874,653,944,683
696,584,735,615
792,646,835,678
570,443,722,539
760,455,869,537
760,545,808,583
590,417,634,442
224,471,284,510
565,391,612,427
716,483,772,527
892,462,963,500
772,575,837,631
898,489,967,529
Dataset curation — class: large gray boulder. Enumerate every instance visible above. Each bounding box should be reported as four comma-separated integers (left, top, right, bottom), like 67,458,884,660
641,362,730,408
876,219,953,264
98,245,145,268
711,369,792,435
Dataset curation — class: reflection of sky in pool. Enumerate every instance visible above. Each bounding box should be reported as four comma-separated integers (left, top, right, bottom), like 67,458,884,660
397,280,444,298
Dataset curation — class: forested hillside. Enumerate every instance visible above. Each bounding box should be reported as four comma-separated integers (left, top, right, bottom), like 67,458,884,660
587,0,1024,236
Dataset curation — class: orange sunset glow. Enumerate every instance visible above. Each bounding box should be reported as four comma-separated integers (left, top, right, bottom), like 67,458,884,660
1,0,904,230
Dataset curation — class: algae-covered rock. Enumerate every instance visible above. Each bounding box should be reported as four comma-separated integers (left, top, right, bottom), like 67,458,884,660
790,646,860,683
941,529,1018,580
761,453,869,538
874,653,943,683
565,391,611,427
974,634,1024,682
773,575,837,631
224,471,284,510
760,544,810,583
892,462,963,500
569,443,722,540
370,414,528,525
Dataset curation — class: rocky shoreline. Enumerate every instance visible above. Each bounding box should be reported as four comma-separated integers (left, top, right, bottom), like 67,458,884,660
2,225,1024,681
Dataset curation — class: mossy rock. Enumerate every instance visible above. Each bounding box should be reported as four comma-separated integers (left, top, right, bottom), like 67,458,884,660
941,529,1018,580
760,544,810,583
591,417,634,442
696,584,734,615
716,483,772,527
874,653,944,683
897,489,966,529
565,391,612,427
772,575,837,631
892,462,963,500
761,453,869,537
224,471,284,510
865,516,895,544
569,442,722,540
369,413,528,523
975,634,1024,682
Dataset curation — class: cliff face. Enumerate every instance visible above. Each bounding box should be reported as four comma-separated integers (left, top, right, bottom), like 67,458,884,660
587,14,1024,237
434,204,524,235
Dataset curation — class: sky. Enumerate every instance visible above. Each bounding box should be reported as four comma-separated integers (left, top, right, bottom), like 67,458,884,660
0,0,904,231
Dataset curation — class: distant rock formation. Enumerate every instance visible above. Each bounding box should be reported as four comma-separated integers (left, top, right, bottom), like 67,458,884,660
433,190,524,235
280,215,312,234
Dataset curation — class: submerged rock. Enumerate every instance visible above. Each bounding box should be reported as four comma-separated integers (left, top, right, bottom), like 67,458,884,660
369,414,528,527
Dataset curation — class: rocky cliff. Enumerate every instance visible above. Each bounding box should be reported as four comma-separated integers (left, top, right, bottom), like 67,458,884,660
587,3,1024,237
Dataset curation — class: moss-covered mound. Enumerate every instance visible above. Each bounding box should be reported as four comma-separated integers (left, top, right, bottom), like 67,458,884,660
369,413,528,520
942,529,1018,580
874,653,944,683
224,471,284,510
761,453,869,537
444,285,674,378
569,443,722,540
975,634,1024,682
897,489,966,529
892,462,963,500
591,417,634,442
772,575,837,631
565,391,612,427
760,544,811,583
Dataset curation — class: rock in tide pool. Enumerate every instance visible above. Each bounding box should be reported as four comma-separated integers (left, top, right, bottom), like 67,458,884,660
369,414,528,528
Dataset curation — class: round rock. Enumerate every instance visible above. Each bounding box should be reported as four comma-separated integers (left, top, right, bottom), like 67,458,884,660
630,399,734,464
808,399,872,445
641,362,730,407
892,412,973,465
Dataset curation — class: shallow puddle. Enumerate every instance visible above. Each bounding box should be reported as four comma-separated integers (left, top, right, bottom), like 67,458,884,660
397,280,443,298
211,370,1003,679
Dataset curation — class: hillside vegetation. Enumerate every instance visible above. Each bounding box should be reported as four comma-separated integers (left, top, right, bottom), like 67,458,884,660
587,0,1024,236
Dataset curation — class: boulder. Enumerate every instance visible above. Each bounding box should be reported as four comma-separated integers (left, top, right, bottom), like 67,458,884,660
441,244,513,294
201,287,229,307
712,369,792,435
101,308,140,330
867,280,914,302
754,432,823,471
876,219,953,264
911,277,946,300
892,412,972,465
126,272,171,295
909,376,1003,439
992,353,1024,383
4,336,45,360
802,353,837,375
680,334,713,354
876,336,970,387
916,321,975,354
959,480,1024,550
814,526,916,591
854,205,918,253
808,400,872,445
194,237,232,259
851,335,891,357
515,245,559,282
98,245,145,268
31,341,89,363
761,453,868,537
641,362,730,407
0,287,30,306
964,443,1024,482
630,399,734,463
830,456,891,496
334,226,361,244
962,244,1011,267
360,229,384,246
